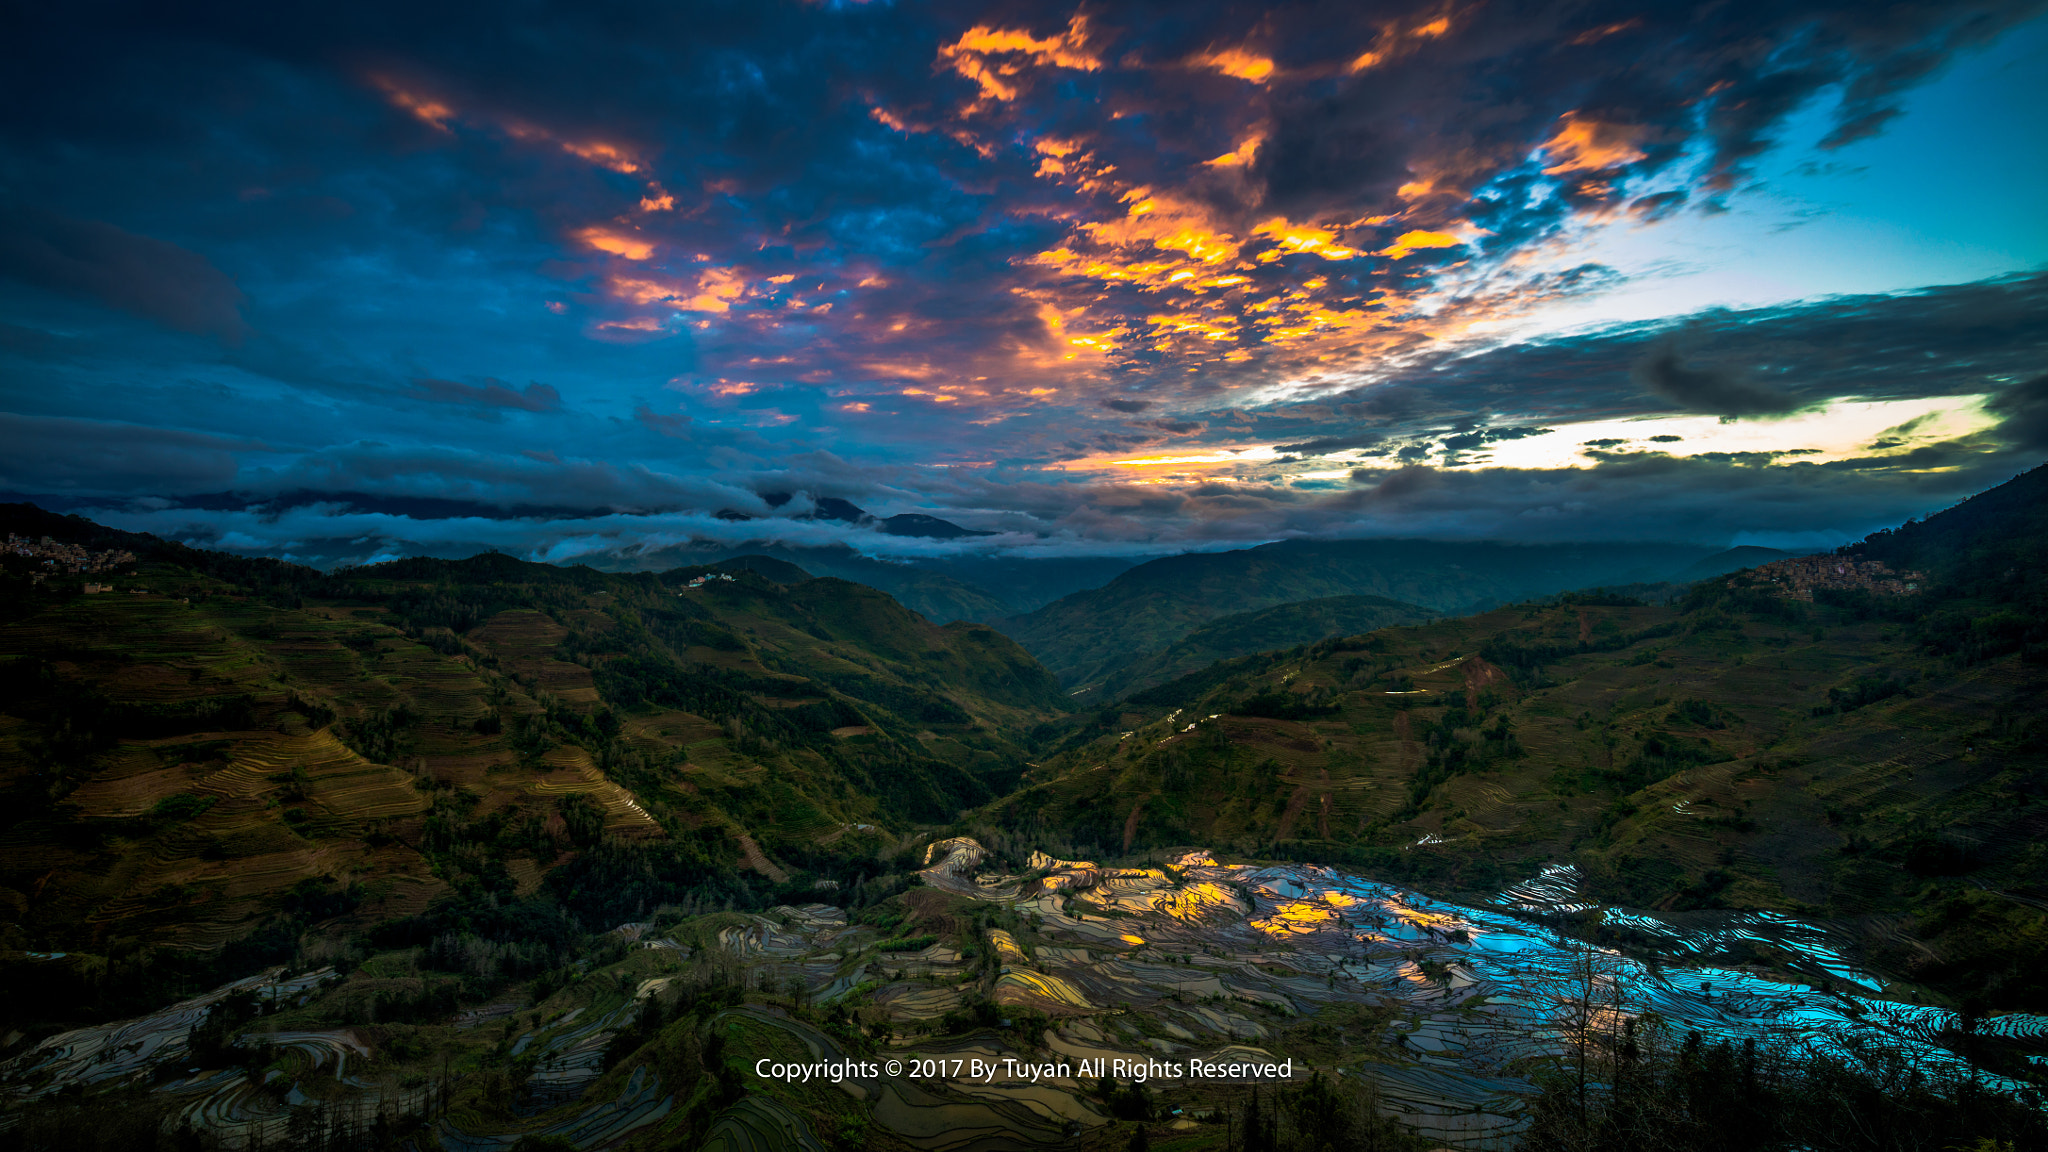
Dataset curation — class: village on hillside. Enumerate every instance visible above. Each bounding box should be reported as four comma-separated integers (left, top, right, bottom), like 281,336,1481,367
1752,554,1926,600
4,534,138,588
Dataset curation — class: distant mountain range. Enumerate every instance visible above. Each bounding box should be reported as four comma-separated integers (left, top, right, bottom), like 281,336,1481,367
731,492,997,540
580,541,1138,625
992,538,1721,689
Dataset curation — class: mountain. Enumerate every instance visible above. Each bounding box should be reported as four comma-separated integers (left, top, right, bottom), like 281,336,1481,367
1075,593,1437,702
751,492,994,539
588,542,1144,625
996,538,1711,686
877,513,995,539
0,504,1066,1026
1,491,1136,621
6,476,2048,1151
1668,544,1795,582
991,465,2048,1012
703,553,814,584
585,541,1016,623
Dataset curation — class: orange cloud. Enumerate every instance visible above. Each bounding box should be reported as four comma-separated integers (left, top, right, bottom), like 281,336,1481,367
1205,133,1264,167
1569,18,1642,46
370,75,659,194
937,14,1100,104
1080,190,1242,265
578,227,655,260
682,267,748,313
370,76,455,131
1381,229,1463,259
1192,48,1275,83
607,273,678,305
560,139,642,174
1252,218,1358,260
1540,114,1647,174
1348,11,1458,71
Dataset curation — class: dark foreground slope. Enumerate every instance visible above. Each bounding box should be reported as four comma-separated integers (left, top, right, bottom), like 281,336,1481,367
994,466,2048,1012
0,505,1064,1028
997,539,1710,687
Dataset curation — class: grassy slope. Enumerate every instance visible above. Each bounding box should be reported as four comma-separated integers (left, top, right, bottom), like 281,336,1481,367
0,512,1065,1024
995,538,1710,685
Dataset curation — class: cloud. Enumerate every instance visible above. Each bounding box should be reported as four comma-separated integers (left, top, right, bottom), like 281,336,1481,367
0,413,252,493
1100,398,1152,413
1631,341,1802,417
1275,432,1386,455
1442,425,1552,451
1985,373,2048,452
634,406,692,439
410,377,562,411
0,207,248,341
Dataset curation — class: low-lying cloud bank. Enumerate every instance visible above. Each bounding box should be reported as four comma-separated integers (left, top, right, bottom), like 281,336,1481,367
1,272,2036,568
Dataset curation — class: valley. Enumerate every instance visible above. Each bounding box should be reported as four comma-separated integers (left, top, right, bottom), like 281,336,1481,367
1,465,2045,1150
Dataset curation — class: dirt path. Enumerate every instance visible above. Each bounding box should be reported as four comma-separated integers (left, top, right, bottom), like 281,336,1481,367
1277,781,1312,841
1393,711,1416,771
1462,656,1510,709
735,832,789,883
1316,767,1333,840
1122,795,1153,853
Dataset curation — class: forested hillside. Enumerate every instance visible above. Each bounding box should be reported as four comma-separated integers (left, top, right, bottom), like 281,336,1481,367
0,506,1064,1031
996,467,2048,1013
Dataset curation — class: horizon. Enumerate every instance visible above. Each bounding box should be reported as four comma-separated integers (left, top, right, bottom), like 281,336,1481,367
3,1,2046,569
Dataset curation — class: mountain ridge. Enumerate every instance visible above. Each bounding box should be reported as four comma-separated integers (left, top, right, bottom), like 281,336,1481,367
994,537,1716,686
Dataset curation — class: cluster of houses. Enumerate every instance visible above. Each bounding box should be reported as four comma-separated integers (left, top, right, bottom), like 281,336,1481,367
5,534,138,587
683,572,738,589
1751,554,1926,601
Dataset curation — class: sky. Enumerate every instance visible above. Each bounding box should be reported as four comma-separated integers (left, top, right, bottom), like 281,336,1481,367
1,0,2045,568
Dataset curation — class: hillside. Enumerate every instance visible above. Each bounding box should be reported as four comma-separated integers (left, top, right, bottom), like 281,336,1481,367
990,468,2048,1012
996,538,1710,686
1078,593,1437,702
0,506,1066,1028
4,480,2047,1150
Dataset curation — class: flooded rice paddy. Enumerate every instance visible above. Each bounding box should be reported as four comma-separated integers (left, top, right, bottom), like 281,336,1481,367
5,839,2040,1149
